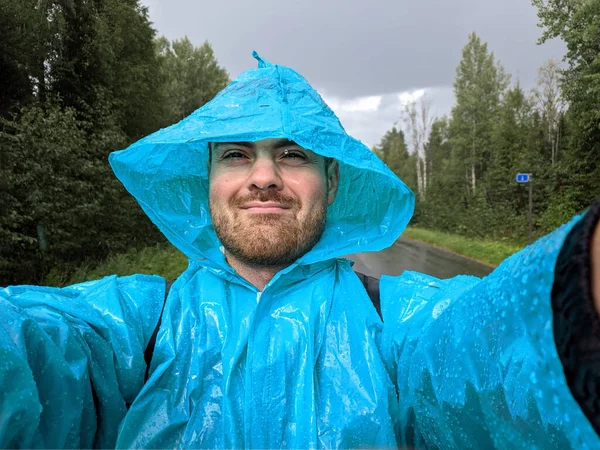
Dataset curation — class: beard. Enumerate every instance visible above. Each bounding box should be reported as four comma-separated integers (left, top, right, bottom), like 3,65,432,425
210,190,327,268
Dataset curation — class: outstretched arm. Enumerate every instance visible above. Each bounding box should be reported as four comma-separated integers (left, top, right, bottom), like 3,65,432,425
0,274,164,448
382,196,600,449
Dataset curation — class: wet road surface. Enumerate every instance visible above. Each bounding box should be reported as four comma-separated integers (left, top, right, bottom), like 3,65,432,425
348,237,494,279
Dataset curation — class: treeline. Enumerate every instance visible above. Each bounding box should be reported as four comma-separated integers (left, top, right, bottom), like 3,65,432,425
375,2,600,243
0,0,229,285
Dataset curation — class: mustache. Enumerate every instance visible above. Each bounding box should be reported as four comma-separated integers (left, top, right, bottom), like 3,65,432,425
231,191,300,208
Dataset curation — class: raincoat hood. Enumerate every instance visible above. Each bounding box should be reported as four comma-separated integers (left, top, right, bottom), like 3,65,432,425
109,52,414,268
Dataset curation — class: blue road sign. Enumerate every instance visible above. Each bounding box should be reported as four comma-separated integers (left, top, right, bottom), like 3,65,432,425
516,173,530,183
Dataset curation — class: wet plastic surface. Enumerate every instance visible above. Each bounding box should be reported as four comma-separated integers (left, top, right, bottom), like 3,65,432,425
382,218,600,449
0,275,164,448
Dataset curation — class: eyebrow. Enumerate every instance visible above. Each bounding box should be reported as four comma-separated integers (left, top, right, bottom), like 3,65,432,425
213,139,301,151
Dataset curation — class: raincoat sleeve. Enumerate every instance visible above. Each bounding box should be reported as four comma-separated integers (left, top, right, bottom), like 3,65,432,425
381,201,600,449
0,274,165,449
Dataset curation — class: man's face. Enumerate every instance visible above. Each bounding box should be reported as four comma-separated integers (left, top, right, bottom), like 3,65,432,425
208,138,339,268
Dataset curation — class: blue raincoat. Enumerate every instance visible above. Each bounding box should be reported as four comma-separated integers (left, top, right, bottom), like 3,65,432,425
1,52,599,448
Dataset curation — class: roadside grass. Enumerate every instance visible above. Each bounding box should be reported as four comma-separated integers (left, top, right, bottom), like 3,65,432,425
402,227,524,267
44,227,523,286
45,244,188,287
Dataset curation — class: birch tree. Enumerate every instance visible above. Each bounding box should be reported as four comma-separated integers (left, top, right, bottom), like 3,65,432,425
403,95,434,198
532,58,565,166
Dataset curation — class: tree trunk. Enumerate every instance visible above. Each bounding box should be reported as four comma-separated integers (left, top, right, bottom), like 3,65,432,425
416,156,423,197
422,154,428,199
429,157,433,188
471,127,477,194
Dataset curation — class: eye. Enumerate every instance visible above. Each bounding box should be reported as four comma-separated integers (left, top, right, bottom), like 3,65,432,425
281,149,308,160
222,150,248,160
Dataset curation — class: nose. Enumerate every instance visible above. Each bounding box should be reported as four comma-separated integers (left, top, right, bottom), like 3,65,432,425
247,155,283,191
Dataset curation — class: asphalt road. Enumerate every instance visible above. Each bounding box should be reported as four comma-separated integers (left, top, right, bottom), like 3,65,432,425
347,237,494,279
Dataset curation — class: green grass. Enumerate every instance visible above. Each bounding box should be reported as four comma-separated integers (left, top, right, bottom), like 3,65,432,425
44,243,188,287
44,227,522,286
402,227,524,266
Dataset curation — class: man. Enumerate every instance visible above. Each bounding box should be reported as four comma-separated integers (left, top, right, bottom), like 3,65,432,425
1,52,600,449
208,138,340,291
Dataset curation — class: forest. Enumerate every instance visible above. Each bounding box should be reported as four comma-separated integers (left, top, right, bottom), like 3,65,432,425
375,2,600,246
1,0,598,285
0,0,229,284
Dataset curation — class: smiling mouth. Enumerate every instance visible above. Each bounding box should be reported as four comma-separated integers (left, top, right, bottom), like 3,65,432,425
241,203,292,213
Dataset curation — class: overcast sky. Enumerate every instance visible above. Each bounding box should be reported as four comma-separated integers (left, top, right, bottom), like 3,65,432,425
140,0,565,148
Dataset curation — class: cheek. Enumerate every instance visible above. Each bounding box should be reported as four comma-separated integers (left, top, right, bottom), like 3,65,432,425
288,173,327,203
209,172,238,201
209,181,232,206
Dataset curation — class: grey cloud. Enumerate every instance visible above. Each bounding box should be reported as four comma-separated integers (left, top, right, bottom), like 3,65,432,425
143,0,564,99
142,0,565,146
